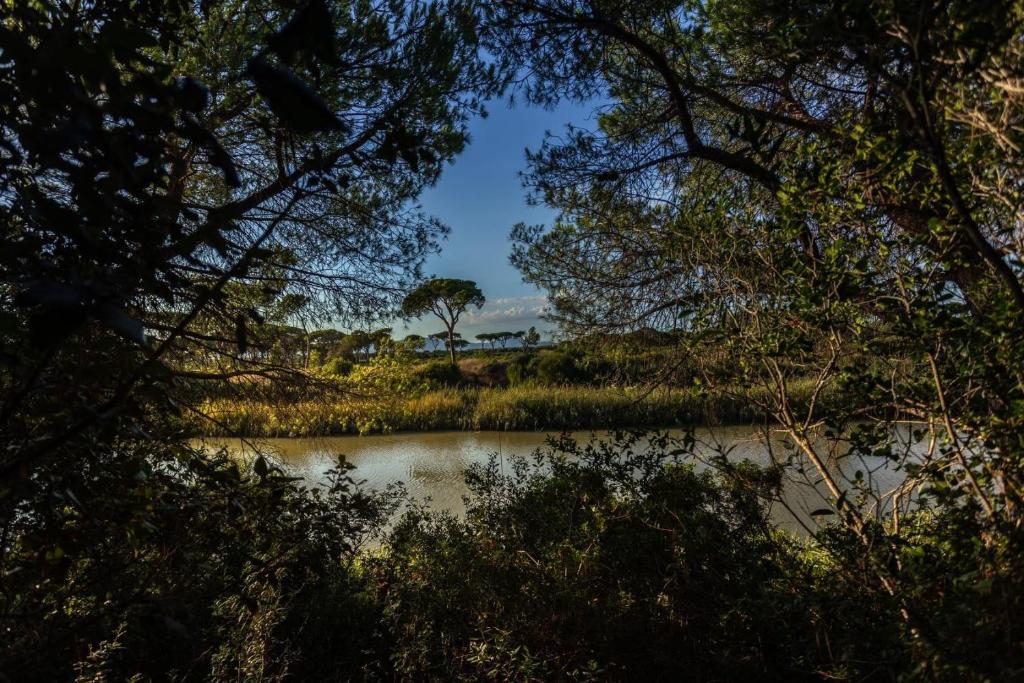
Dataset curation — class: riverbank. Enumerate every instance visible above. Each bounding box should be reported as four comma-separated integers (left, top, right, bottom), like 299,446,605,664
192,382,823,437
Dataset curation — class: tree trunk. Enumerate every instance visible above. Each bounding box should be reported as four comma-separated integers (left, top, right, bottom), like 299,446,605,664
447,326,456,365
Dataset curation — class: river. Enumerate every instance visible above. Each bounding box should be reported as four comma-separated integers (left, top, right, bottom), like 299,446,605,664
198,426,916,534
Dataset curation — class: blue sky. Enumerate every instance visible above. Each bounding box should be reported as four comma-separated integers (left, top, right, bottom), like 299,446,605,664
393,97,596,341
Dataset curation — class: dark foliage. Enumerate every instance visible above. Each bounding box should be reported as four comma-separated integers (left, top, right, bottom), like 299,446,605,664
0,0,493,678
371,433,898,681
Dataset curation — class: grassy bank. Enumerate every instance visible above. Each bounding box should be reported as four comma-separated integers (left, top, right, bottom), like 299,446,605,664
193,382,822,437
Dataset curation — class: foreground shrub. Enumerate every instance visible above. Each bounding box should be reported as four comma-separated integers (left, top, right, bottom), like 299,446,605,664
1,439,399,681
370,433,860,681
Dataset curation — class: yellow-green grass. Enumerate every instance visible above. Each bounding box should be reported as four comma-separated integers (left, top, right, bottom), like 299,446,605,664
192,381,824,437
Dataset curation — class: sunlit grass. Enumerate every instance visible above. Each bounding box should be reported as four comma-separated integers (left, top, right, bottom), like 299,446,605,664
193,380,824,437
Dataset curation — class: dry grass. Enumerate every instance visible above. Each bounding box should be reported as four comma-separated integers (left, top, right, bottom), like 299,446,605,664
190,381,824,437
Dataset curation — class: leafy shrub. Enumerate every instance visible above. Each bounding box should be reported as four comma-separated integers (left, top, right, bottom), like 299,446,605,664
475,360,509,387
323,357,353,376
370,433,849,680
415,360,463,388
529,351,580,385
1,442,399,681
505,353,533,385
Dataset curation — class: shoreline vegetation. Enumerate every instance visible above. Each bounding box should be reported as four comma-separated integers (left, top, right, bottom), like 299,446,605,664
192,381,825,437
186,338,834,438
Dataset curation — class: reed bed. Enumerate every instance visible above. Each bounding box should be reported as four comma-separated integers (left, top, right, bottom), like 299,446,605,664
193,381,824,437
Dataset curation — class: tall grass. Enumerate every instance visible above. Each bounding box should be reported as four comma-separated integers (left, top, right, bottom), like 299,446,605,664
193,381,825,437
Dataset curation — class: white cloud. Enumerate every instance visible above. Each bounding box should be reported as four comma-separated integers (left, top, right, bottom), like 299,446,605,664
397,295,553,339
463,295,549,327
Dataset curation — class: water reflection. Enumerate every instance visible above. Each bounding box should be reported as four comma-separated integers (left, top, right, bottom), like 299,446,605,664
197,427,915,535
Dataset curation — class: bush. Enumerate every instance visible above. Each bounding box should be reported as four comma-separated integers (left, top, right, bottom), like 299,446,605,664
529,351,580,385
369,433,853,681
1,441,400,681
475,360,509,387
505,353,533,385
414,360,463,388
323,357,353,376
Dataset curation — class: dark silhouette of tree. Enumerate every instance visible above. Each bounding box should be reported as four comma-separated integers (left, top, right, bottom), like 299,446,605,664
427,332,448,352
370,327,393,356
476,332,497,350
308,328,348,365
0,1,497,676
491,1,1024,674
494,331,514,349
341,329,372,361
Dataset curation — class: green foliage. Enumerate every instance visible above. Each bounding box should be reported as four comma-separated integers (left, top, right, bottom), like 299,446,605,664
402,278,485,364
505,353,533,385
521,326,541,351
415,359,464,387
1,437,400,680
370,432,855,680
6,0,1024,679
0,0,498,678
194,383,807,436
529,350,581,385
402,279,486,319
489,0,1024,676
473,359,511,387
323,357,354,376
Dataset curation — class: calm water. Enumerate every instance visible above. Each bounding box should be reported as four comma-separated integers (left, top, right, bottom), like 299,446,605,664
198,427,912,534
